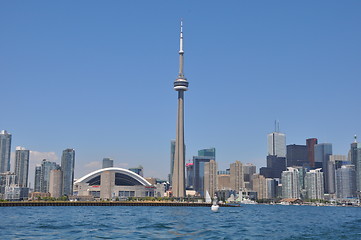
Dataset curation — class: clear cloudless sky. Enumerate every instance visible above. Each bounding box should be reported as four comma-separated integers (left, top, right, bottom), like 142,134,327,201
1,1,360,183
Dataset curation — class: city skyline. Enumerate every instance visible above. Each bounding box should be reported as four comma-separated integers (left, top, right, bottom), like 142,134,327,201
1,1,360,180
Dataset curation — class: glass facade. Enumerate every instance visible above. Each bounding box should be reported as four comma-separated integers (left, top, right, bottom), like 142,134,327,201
61,149,75,196
0,130,12,173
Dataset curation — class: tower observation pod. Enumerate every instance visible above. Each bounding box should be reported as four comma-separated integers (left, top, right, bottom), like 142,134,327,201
172,20,188,198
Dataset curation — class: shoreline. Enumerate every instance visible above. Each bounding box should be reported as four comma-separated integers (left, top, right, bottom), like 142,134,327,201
0,201,239,207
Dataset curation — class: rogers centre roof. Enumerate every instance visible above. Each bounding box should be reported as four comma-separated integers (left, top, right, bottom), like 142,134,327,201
75,167,152,187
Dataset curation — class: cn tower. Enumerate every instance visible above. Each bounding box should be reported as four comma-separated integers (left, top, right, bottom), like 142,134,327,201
172,20,188,198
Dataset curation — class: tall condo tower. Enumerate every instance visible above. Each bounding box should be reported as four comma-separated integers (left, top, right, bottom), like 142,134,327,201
172,20,189,198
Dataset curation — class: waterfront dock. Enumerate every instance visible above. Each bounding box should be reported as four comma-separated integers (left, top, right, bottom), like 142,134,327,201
0,201,239,207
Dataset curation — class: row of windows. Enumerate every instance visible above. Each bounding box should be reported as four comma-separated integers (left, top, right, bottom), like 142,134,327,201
119,191,135,197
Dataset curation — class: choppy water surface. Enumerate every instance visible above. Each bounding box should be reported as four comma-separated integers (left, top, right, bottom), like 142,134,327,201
1,205,361,239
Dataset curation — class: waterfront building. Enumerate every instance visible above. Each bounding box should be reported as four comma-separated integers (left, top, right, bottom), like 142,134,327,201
304,168,324,200
314,143,332,193
102,158,114,168
286,144,308,167
186,162,194,189
204,160,217,198
335,165,356,199
40,159,60,193
267,131,286,157
61,148,75,196
281,167,300,199
266,178,277,199
252,174,267,199
169,140,175,185
34,165,42,192
14,146,30,187
306,138,318,168
129,166,144,177
172,21,189,198
74,168,155,200
49,169,63,198
230,161,244,193
0,130,12,173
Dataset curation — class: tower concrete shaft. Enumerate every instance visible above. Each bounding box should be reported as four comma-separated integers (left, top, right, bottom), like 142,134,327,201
172,20,188,198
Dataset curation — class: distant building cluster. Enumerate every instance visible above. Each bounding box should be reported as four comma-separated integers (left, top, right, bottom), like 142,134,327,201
0,130,75,200
170,130,361,203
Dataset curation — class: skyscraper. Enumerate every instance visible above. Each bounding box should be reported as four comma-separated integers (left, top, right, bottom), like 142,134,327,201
14,146,30,187
172,21,189,198
102,158,114,168
198,148,216,158
306,138,318,168
40,159,60,193
61,148,75,196
286,144,308,167
304,168,324,200
193,156,214,197
230,161,244,193
49,169,63,198
186,162,194,189
350,136,361,195
0,130,12,173
314,143,332,193
34,165,41,192
335,165,356,199
204,160,217,198
267,131,286,157
281,167,300,199
252,174,267,200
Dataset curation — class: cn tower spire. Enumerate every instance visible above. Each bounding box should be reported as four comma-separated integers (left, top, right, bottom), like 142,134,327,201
172,20,189,198
178,20,184,78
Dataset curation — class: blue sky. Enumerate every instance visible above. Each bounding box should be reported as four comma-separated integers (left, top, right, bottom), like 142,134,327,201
1,1,360,183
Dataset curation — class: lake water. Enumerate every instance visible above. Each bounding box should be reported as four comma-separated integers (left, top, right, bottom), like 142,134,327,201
1,205,361,239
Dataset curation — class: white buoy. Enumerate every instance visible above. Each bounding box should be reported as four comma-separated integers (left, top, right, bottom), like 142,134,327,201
211,195,219,212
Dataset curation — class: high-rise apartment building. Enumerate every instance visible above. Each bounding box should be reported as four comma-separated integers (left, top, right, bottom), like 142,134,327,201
40,159,60,193
230,161,244,193
335,165,356,199
304,168,324,200
252,174,267,199
14,146,30,188
314,143,332,193
204,160,217,198
34,165,42,192
281,167,300,199
286,144,308,167
102,158,114,168
61,149,75,196
306,138,318,168
350,136,361,195
49,169,63,198
268,132,286,157
0,130,12,173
